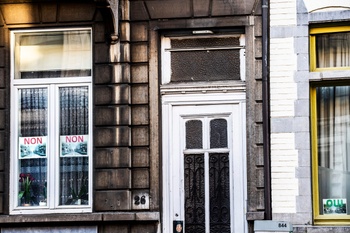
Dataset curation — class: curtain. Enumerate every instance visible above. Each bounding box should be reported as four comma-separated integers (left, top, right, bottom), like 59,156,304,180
317,85,350,214
19,88,48,205
16,30,91,79
316,32,350,68
59,87,89,205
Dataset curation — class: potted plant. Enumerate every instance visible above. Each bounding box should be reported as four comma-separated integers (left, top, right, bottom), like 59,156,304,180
66,177,88,205
18,173,35,206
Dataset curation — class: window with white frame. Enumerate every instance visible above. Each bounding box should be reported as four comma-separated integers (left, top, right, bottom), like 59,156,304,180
10,28,92,214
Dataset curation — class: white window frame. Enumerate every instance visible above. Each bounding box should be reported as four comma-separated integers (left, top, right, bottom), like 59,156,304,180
161,34,246,84
10,28,93,215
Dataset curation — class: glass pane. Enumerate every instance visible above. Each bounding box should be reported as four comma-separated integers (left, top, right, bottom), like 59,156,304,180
316,32,350,68
184,154,205,233
317,85,350,215
186,120,203,149
209,153,231,232
210,119,228,148
59,86,89,205
15,30,91,79
18,88,48,207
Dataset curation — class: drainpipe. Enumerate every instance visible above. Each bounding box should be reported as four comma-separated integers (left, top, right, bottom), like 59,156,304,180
262,0,272,220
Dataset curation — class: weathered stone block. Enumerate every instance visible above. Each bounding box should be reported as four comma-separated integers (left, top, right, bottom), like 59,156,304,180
131,105,148,125
132,126,149,146
131,43,148,63
256,168,264,188
95,169,131,189
132,148,149,168
255,123,263,145
130,223,157,233
0,151,4,171
131,22,148,42
102,224,129,233
94,23,106,43
0,4,40,24
94,43,110,63
131,85,148,104
132,168,149,189
0,172,3,192
255,103,263,123
41,3,57,23
95,147,131,168
94,190,131,211
255,60,262,80
120,0,130,21
120,22,130,42
131,64,148,83
254,16,262,37
130,1,149,21
255,81,262,101
94,85,130,105
0,69,4,87
95,106,130,126
0,49,4,67
255,37,262,58
110,42,130,63
0,110,4,129
0,195,3,214
0,89,6,109
94,127,130,147
145,1,191,19
95,64,130,84
0,131,3,150
0,28,4,47
58,3,95,22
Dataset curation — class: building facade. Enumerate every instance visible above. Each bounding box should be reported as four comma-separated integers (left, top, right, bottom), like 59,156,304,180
0,0,265,233
270,0,350,232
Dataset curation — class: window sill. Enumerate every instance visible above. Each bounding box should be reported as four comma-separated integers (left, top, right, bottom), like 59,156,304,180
0,212,160,224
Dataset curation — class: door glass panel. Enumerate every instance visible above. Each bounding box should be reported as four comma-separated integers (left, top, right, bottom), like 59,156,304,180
184,154,205,233
186,120,203,149
210,119,228,148
209,153,231,232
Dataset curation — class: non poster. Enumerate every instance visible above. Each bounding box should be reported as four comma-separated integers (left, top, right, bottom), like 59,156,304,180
19,136,47,159
60,135,88,157
323,198,347,214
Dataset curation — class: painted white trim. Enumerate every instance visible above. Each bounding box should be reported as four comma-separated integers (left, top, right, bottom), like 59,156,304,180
161,93,247,233
161,34,246,85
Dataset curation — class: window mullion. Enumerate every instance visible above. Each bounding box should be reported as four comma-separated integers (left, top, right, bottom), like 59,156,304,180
48,84,58,209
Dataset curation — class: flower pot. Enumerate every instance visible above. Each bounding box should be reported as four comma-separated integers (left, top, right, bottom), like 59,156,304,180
23,203,31,207
39,201,47,206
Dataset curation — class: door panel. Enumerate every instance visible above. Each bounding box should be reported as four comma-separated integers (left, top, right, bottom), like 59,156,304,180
165,104,245,233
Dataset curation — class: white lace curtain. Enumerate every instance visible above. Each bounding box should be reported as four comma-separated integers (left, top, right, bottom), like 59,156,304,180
19,87,89,206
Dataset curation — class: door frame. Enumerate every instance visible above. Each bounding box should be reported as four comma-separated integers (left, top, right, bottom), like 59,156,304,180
161,92,247,233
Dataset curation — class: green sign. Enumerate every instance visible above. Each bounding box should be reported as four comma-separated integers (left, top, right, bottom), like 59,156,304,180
323,198,347,214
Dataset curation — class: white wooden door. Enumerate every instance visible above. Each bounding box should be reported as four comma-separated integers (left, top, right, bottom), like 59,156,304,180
162,96,246,233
